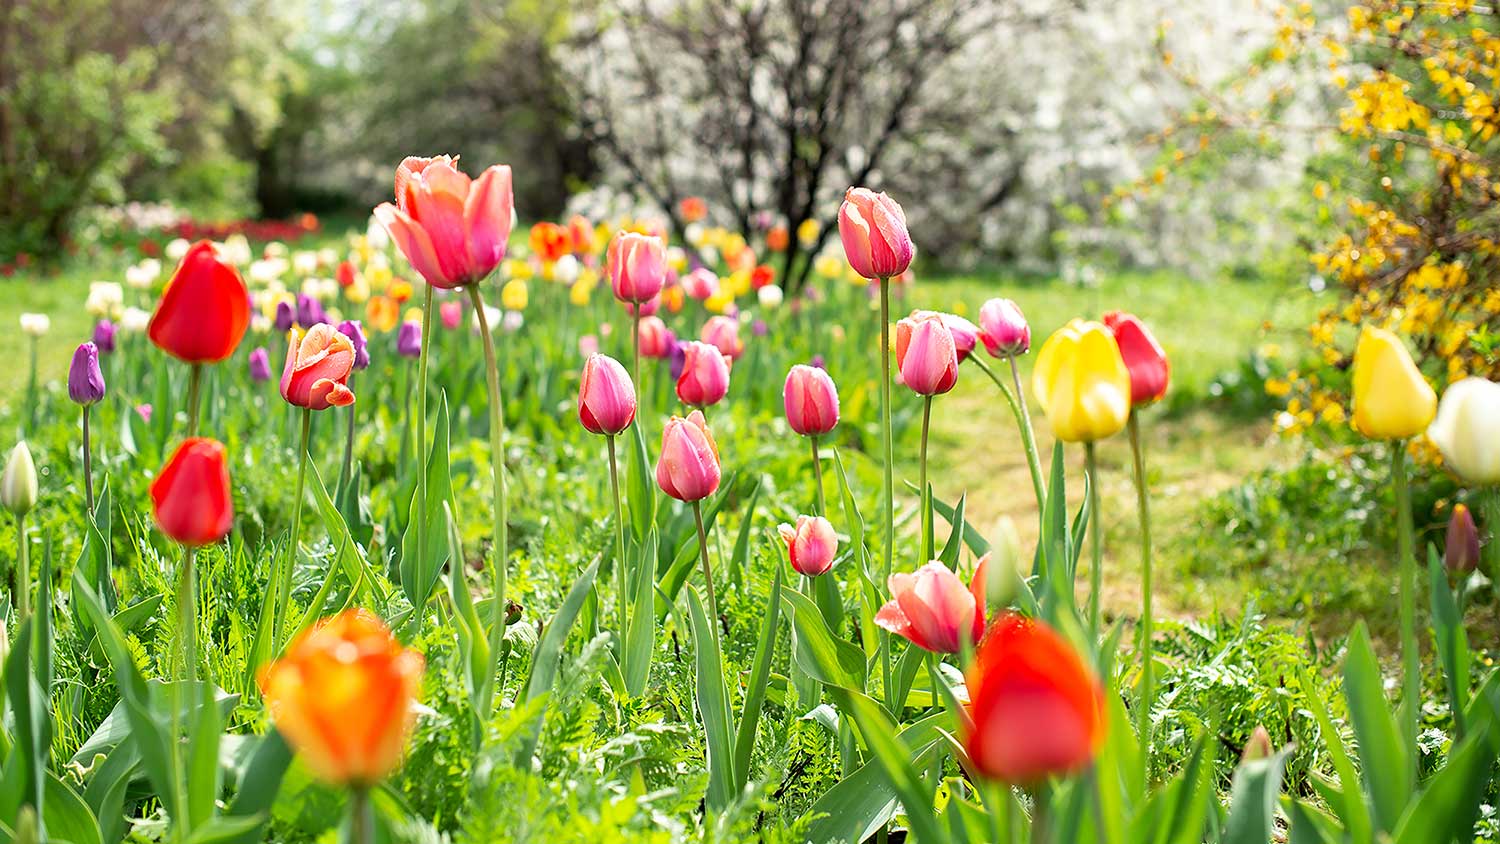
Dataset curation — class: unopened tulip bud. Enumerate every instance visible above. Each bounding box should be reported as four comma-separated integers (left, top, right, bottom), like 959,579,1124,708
676,341,731,407
19,313,50,337
758,284,784,309
638,316,674,358
1033,319,1132,442
1352,326,1436,440
779,515,838,576
68,342,106,406
1103,311,1170,406
397,321,422,358
979,298,1030,357
701,315,745,361
1445,504,1482,575
440,300,464,330
578,354,637,436
1,442,38,516
93,319,118,354
248,347,272,383
656,410,721,502
608,232,667,304
151,438,233,546
274,300,295,332
895,312,959,396
783,364,840,436
1241,726,1274,762
838,188,914,279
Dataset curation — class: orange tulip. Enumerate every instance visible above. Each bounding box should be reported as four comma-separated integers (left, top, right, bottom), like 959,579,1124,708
365,296,399,333
259,609,424,788
568,215,596,256
530,222,573,263
148,241,250,363
280,324,356,410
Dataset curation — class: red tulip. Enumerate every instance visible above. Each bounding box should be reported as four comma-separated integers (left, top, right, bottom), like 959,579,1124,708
638,316,675,358
779,515,838,576
529,221,572,263
280,324,356,410
700,315,745,361
374,157,514,290
676,340,731,407
838,188,914,279
578,354,637,436
608,232,667,304
335,260,358,288
1102,311,1169,406
963,613,1105,784
978,298,1031,357
151,438,233,547
875,557,990,654
895,312,959,396
656,410,721,502
783,364,840,436
148,241,250,363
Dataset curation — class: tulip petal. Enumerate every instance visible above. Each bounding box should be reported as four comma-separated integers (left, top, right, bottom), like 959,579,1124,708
465,165,514,274
374,204,449,289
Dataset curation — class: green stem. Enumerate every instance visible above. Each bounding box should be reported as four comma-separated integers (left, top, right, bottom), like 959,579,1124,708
692,499,719,631
415,285,434,620
82,404,95,516
345,786,373,844
15,513,29,624
27,336,38,434
920,396,933,562
973,355,1046,512
468,286,509,692
632,309,642,405
1393,441,1420,780
274,409,312,648
341,378,357,488
809,435,826,516
1085,442,1103,637
607,435,628,657
186,363,203,438
176,546,198,682
878,274,894,706
1126,415,1154,783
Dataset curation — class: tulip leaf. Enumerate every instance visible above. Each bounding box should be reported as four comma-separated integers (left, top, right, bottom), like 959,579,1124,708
1294,663,1371,843
41,775,101,844
685,586,737,812
799,710,948,844
221,731,292,844
307,458,385,606
782,588,866,691
399,392,455,620
1,621,49,835
825,687,945,844
937,492,967,567
1391,714,1498,844
623,530,658,698
185,682,223,830
1427,546,1470,730
1342,623,1411,834
727,477,762,589
732,567,782,789
1224,746,1293,844
627,421,656,543
72,475,116,632
516,554,601,765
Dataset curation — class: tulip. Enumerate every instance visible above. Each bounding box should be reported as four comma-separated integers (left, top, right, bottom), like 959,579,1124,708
439,300,464,330
93,319,118,354
2,441,37,517
1445,503,1481,575
397,321,422,358
656,410,721,503
148,241,250,363
578,354,637,436
68,342,106,406
334,321,369,371
296,293,327,329
684,268,719,301
758,284,784,309
638,316,675,358
1427,377,1500,485
783,364,840,437
275,300,296,332
679,196,708,222
19,313,49,337
896,312,959,397
150,438,233,547
121,307,150,334
280,325,357,411
530,221,572,263
778,515,838,577
874,558,990,654
676,341,732,407
336,260,358,288
1032,319,1131,443
136,404,153,424
935,312,981,363
248,347,272,383
501,279,529,311
608,232,667,305
1351,326,1436,440
374,157,514,289
838,188,914,281
568,214,595,254
1103,311,1170,406
701,315,745,361
978,298,1031,357
259,609,424,788
365,295,399,333
963,613,1105,784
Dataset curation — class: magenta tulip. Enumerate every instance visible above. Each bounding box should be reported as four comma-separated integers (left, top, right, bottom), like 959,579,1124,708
979,298,1031,357
700,315,744,361
875,557,990,654
608,232,667,305
638,316,675,358
676,340,731,407
656,410,721,502
895,312,959,396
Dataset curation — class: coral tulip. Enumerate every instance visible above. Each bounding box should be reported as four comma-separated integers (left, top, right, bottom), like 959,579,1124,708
895,312,959,396
783,364,840,436
676,340,732,407
656,410,721,502
1445,503,1481,574
375,157,514,289
578,354,637,436
979,298,1030,357
150,438,233,546
638,316,675,358
701,315,745,360
1427,377,1500,484
838,188,914,279
963,613,1105,784
875,557,990,654
259,609,424,787
779,515,838,576
280,324,356,410
1032,319,1132,442
1103,311,1169,405
1351,326,1436,440
148,241,250,363
608,232,667,305
68,342,106,406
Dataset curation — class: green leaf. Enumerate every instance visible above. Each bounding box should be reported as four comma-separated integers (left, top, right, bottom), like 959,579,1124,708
826,687,945,844
399,392,455,617
627,421,656,543
42,775,101,844
516,555,601,765
936,493,967,567
1391,720,1498,844
732,568,781,789
800,712,949,844
444,503,491,725
1295,664,1370,842
832,448,881,661
185,682,223,830
1224,747,1293,844
1342,623,1411,834
727,478,761,588
623,530,658,698
222,730,292,844
1427,546,1470,733
782,588,867,691
307,457,385,607
1,622,48,835
685,587,737,812
72,475,117,631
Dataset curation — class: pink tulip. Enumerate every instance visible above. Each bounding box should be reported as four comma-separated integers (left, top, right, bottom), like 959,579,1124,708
875,557,990,654
608,232,667,304
656,410,721,501
700,315,745,360
684,267,720,301
895,312,959,396
638,316,675,358
578,354,637,436
779,515,838,576
440,300,464,330
838,188,914,279
783,364,840,436
280,324,357,410
978,298,1031,357
943,313,981,363
676,340,732,407
374,158,513,290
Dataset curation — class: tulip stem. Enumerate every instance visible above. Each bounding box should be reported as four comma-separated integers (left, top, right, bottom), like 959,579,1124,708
692,500,719,631
468,286,510,704
274,409,312,649
415,285,434,623
341,380,357,490
175,546,197,683
809,435,826,516
346,786,373,844
186,363,203,438
82,404,95,516
632,310,642,407
14,513,28,625
1392,441,1420,780
878,274,895,708
972,355,1046,512
920,397,933,563
1126,415,1154,782
607,434,628,659
26,336,38,434
1084,442,1102,637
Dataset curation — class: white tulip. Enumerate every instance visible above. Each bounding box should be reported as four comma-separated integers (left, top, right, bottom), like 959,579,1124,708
1428,377,1500,485
19,313,50,337
553,254,581,285
292,251,318,276
165,238,191,261
758,284,784,308
120,307,151,334
1,441,37,516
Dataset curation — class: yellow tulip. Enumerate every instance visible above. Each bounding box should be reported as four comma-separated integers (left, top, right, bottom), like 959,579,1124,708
797,218,821,245
1032,319,1132,442
704,290,734,314
1351,326,1436,439
501,279,529,310
570,279,594,307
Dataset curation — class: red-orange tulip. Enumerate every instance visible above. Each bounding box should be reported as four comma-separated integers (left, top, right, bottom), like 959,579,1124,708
151,438,233,547
963,613,1105,784
259,609,424,787
530,221,573,263
280,324,357,410
148,241,250,363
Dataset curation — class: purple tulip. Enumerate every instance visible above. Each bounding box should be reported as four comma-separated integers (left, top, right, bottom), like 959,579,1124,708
92,319,118,354
669,340,689,381
810,355,826,370
68,342,106,405
397,321,422,358
296,293,327,328
337,320,370,370
752,319,769,337
274,300,295,332
248,347,272,383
